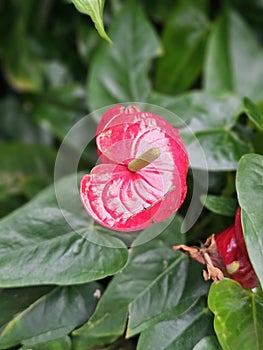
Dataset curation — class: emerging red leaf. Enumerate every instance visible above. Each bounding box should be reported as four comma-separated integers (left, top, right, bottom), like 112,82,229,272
80,105,189,232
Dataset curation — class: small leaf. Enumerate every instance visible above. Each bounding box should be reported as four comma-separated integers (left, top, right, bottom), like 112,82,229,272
200,195,237,217
87,0,162,109
208,279,263,350
236,153,263,288
243,97,263,130
70,0,111,43
0,283,101,348
137,298,214,350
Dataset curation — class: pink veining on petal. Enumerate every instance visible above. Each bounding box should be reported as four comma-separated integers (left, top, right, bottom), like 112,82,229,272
80,105,189,232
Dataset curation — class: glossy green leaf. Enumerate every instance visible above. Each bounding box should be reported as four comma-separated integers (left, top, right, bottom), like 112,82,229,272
0,286,54,329
208,279,263,350
200,195,237,217
0,2,44,92
0,142,56,216
0,173,128,287
0,143,55,179
147,92,191,125
87,0,161,110
243,97,263,130
72,217,209,349
0,283,101,348
204,8,263,102
173,92,243,132
155,0,209,93
137,298,214,350
31,84,87,140
184,130,251,171
0,97,51,144
150,92,246,170
70,0,111,43
192,336,222,350
236,153,263,287
20,336,71,350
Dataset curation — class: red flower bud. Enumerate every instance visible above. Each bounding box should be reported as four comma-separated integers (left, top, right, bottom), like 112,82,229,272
173,207,258,289
215,207,258,289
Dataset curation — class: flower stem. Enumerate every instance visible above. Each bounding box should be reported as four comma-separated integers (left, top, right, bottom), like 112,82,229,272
128,147,160,172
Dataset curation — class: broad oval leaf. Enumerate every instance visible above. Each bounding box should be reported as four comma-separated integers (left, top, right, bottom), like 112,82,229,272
150,91,246,171
137,298,214,350
208,279,263,350
87,0,161,110
200,195,237,217
0,283,101,348
236,153,263,288
72,217,209,349
173,92,243,132
0,286,54,329
155,0,209,93
0,173,128,287
70,0,111,43
184,130,251,171
204,8,263,102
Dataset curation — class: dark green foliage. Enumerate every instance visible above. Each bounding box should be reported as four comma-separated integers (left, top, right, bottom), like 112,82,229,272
0,1,263,349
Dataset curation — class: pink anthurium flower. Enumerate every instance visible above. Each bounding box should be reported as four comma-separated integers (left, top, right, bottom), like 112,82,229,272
80,105,189,232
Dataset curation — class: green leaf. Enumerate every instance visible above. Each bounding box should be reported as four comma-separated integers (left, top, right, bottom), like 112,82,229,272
0,283,101,348
0,2,44,92
204,8,263,102
70,0,111,43
0,143,55,180
243,97,263,130
0,286,54,329
147,92,191,126
150,91,246,171
200,195,237,217
236,153,263,288
184,130,251,171
174,92,243,132
208,279,263,350
0,143,56,216
20,336,71,350
137,298,214,350
72,217,209,349
31,84,87,139
87,0,162,110
155,0,209,93
0,97,51,144
0,173,128,287
192,336,222,350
